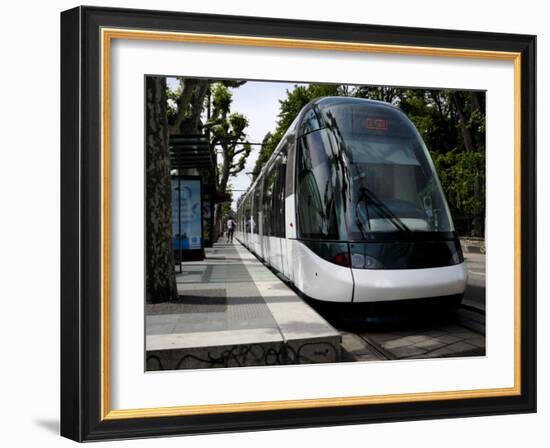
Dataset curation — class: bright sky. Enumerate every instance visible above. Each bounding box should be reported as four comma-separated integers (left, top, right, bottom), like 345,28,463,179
167,78,299,209
228,81,297,208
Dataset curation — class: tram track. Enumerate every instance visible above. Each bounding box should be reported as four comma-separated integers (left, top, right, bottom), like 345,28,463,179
455,304,486,336
339,304,486,362
355,334,396,360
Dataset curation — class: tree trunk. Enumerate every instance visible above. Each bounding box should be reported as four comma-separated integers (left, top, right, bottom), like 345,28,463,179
213,148,231,240
472,172,483,237
472,91,485,237
214,202,222,242
217,148,231,197
171,79,210,135
181,80,209,134
146,77,178,303
170,79,195,134
453,92,483,236
430,90,446,122
453,91,476,153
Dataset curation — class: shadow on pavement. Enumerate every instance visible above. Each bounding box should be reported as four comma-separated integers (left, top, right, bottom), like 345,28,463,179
307,296,465,333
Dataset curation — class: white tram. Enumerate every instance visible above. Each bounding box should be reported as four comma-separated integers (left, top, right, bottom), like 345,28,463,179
236,97,467,305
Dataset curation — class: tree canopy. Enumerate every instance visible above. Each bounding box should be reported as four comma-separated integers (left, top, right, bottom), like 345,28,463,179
207,83,252,194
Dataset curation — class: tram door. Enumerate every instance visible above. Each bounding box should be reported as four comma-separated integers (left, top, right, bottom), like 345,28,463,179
261,162,275,264
278,148,289,278
252,187,262,257
265,147,289,274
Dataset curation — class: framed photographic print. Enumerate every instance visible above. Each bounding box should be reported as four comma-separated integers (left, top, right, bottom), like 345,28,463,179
60,5,537,441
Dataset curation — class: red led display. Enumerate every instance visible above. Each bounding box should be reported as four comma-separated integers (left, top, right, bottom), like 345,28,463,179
364,118,389,131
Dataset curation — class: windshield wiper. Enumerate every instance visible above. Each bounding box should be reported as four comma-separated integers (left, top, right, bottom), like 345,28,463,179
355,214,369,239
356,187,411,233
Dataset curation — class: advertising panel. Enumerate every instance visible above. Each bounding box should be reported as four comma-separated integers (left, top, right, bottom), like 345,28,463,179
172,178,203,254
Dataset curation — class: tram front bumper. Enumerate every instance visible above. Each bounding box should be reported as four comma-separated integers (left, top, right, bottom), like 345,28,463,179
351,262,468,303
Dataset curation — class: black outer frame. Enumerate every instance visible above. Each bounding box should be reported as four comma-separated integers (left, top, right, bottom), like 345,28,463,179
60,5,537,442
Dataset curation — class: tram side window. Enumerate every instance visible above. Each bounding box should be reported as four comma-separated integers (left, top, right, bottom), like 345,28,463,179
262,163,277,237
262,151,288,238
296,130,340,239
238,209,242,233
299,108,322,136
271,151,287,238
246,195,252,233
245,197,252,233
253,187,261,234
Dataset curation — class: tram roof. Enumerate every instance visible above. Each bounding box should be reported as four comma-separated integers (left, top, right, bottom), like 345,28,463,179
308,95,401,110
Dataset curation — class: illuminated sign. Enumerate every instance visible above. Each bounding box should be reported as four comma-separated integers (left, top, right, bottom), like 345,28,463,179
364,118,389,131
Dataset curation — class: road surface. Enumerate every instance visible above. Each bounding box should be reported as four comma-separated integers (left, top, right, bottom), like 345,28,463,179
463,251,486,311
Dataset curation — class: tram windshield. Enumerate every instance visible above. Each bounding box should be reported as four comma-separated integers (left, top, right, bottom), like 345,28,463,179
296,100,454,241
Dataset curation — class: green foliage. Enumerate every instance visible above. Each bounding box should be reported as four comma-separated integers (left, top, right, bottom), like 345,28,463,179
166,78,248,133
211,83,233,119
252,84,342,179
433,150,485,235
252,132,276,179
207,84,252,189
166,81,182,125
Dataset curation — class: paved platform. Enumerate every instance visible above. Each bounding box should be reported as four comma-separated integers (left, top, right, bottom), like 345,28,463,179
146,242,341,370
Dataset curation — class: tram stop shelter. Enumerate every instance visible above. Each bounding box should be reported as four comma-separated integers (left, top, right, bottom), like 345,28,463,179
169,133,218,262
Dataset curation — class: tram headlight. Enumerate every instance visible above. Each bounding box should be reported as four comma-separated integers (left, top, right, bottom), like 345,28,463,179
351,253,365,268
364,255,384,269
351,253,384,269
302,240,352,268
303,240,385,269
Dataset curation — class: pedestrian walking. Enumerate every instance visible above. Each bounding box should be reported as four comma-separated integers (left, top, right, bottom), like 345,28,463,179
226,217,235,243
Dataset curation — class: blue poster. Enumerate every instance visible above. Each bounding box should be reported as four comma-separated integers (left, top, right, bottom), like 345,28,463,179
172,178,202,251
